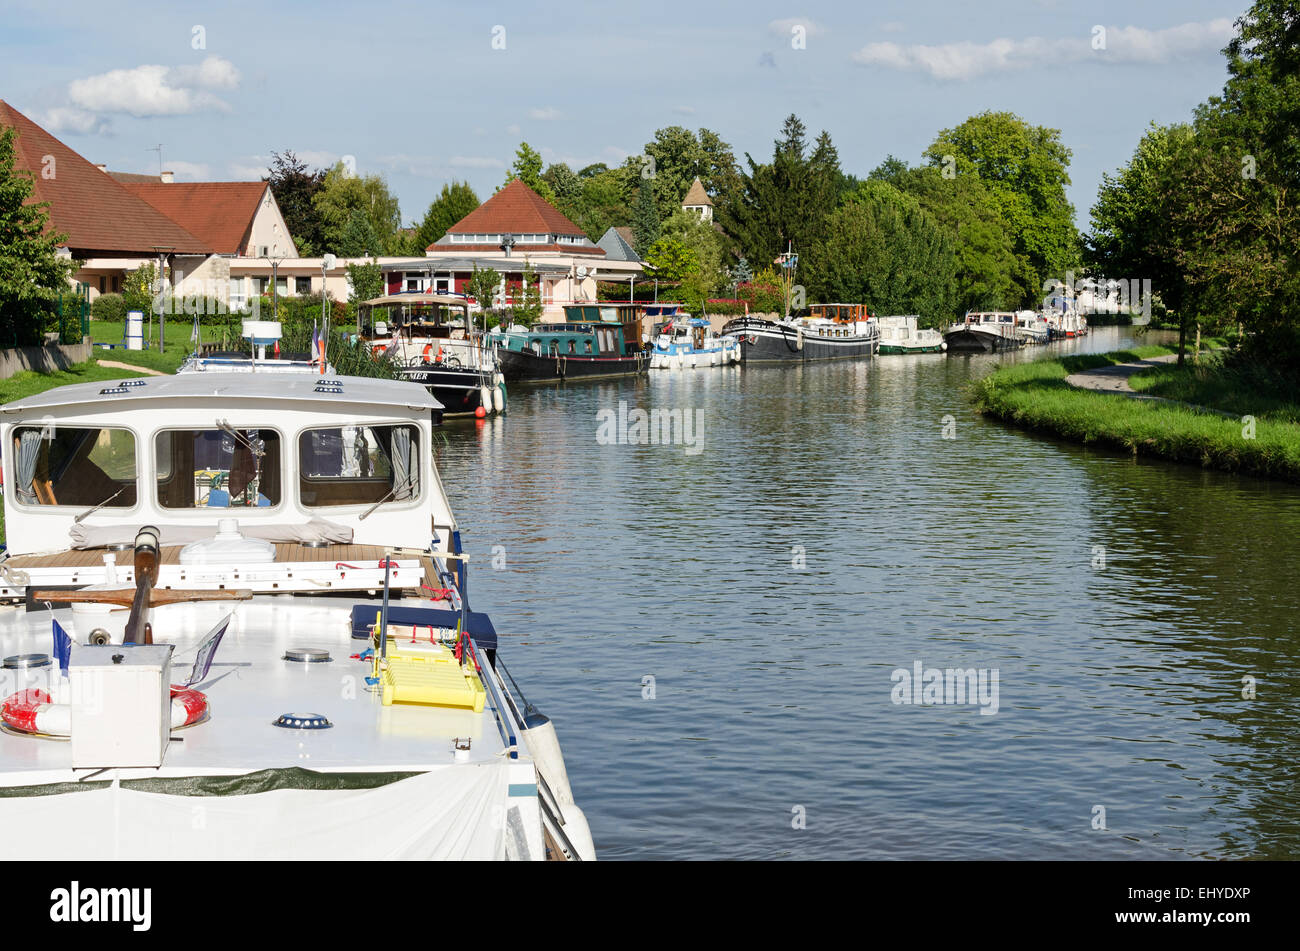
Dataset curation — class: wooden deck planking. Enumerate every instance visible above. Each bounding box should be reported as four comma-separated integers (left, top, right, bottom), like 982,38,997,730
6,542,400,571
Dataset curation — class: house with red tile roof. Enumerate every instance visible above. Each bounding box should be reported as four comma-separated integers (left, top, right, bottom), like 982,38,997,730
382,179,642,320
0,100,303,308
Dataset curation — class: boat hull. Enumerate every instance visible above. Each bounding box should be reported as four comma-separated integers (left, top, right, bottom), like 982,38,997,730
879,343,945,354
944,328,1021,353
498,347,647,384
398,365,490,417
724,319,877,364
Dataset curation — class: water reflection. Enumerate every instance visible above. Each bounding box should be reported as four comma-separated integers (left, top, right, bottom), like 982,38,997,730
434,327,1300,859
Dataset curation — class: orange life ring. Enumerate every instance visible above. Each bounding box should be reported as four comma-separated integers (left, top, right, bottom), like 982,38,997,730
422,343,434,363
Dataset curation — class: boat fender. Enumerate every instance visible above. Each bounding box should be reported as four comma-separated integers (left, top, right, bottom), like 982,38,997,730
493,385,505,413
559,802,597,862
479,385,493,412
519,711,575,806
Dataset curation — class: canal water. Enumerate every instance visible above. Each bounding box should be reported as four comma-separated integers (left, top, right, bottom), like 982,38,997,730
436,326,1300,859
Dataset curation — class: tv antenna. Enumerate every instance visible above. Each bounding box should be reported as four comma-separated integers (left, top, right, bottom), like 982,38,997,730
146,143,163,176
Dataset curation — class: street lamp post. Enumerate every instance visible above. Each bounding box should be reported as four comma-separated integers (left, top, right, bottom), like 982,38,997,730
321,253,336,369
263,254,287,319
152,246,174,351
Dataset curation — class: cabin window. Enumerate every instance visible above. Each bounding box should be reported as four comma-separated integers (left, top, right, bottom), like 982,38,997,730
584,340,592,354
155,428,282,509
10,426,137,509
298,425,419,508
567,340,576,354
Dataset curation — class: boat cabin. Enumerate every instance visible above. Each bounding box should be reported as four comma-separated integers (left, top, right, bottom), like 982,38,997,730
809,303,873,324
490,321,630,358
0,374,454,597
357,292,472,341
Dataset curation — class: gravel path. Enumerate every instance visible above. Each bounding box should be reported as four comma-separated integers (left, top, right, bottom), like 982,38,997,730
1063,353,1237,418
97,360,167,377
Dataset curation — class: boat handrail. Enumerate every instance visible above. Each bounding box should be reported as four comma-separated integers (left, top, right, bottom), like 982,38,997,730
474,638,519,759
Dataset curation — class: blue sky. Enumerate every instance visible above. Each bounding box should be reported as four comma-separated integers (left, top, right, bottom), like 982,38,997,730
1,0,1246,231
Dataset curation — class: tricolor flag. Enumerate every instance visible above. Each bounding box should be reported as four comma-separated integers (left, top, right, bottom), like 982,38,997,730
52,620,71,676
311,324,323,370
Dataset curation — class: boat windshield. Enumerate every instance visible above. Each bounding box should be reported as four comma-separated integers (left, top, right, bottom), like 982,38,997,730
9,425,137,508
156,428,281,508
298,424,419,508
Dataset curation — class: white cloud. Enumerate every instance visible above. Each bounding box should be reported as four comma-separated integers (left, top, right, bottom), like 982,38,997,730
377,153,443,178
228,160,270,179
768,18,824,38
65,55,241,117
35,106,112,135
852,19,1234,80
450,156,505,169
880,22,905,34
528,107,562,120
673,105,696,116
506,124,521,135
166,160,213,180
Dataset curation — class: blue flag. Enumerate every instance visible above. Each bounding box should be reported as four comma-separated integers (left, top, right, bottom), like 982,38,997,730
181,614,231,688
52,620,71,676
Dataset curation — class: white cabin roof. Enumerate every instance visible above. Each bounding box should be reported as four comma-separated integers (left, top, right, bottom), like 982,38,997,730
0,373,442,416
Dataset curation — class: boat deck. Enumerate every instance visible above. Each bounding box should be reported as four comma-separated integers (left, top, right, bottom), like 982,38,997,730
0,595,509,784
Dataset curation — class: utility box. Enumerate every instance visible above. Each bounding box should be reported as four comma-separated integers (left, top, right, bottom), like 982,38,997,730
70,645,174,769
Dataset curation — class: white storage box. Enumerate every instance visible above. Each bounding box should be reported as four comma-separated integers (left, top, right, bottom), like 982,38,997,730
70,645,174,769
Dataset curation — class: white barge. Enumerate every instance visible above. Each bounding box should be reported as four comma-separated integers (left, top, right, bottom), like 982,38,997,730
0,373,592,860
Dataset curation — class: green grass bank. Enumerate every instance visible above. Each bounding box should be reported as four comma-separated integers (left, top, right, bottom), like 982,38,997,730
973,348,1300,484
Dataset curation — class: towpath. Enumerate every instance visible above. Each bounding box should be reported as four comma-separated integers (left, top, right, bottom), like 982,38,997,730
97,360,167,377
1064,353,1237,418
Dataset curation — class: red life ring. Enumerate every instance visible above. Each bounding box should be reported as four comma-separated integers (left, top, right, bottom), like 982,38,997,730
422,343,434,363
1,685,208,735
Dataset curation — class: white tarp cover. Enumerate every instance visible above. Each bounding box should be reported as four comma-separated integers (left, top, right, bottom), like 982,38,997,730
0,763,509,859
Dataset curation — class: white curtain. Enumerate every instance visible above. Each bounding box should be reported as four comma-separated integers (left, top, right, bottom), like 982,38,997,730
15,430,44,504
391,427,415,500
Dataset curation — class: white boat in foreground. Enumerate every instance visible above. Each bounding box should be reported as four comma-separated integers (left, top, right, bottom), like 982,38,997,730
0,373,592,860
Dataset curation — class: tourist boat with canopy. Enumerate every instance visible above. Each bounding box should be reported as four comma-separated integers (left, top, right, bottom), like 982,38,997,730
0,372,592,860
357,292,506,418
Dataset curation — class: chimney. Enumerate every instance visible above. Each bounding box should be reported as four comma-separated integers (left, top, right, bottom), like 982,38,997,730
94,164,107,172
161,171,174,183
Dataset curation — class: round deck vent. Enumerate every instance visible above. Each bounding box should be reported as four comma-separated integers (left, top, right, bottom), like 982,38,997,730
272,713,332,730
3,654,51,670
284,648,332,664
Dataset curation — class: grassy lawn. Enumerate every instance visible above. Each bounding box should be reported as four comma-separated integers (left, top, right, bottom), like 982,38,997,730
0,361,151,546
0,359,150,404
87,318,229,374
1129,352,1300,425
973,350,1300,484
